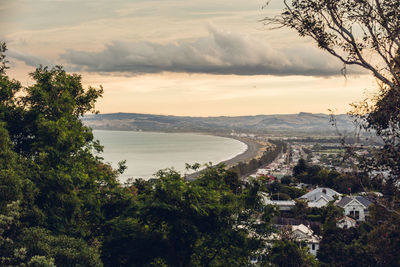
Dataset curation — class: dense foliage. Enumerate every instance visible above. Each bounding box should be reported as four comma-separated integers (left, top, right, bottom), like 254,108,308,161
317,204,400,266
0,43,274,266
293,159,365,193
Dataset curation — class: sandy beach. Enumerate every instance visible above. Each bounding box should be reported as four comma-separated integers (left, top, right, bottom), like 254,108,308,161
219,136,262,167
185,134,263,180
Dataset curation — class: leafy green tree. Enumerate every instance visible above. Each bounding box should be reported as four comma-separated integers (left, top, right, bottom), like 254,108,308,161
0,201,102,267
291,200,309,220
102,167,263,266
317,204,400,266
0,43,119,265
0,124,32,213
270,193,291,201
20,227,103,267
317,226,373,267
0,201,29,266
268,240,318,267
2,64,125,238
281,175,293,185
0,45,36,214
293,158,307,177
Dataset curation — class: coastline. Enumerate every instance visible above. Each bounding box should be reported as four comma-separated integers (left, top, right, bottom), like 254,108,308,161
91,129,264,180
93,129,263,167
185,134,263,180
215,135,262,167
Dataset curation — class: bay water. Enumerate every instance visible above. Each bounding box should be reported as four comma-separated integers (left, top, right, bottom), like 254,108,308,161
93,130,247,182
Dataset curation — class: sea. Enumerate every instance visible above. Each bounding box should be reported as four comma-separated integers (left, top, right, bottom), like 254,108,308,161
93,130,247,182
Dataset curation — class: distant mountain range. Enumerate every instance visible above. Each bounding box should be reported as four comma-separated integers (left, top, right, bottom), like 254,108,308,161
82,112,358,134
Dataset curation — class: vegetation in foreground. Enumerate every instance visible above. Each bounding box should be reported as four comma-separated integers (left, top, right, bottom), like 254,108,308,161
0,45,277,266
0,0,400,265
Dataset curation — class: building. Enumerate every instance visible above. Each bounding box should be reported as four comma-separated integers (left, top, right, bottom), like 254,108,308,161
336,196,373,221
260,192,295,211
336,216,357,229
265,224,321,257
299,187,342,208
291,224,321,256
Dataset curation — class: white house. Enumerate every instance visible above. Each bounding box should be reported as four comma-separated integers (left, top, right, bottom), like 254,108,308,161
265,224,321,257
307,194,332,208
260,192,295,211
291,224,321,256
299,187,342,208
336,196,373,221
336,216,357,229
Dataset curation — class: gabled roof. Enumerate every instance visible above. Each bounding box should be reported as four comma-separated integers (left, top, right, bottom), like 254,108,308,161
308,195,330,207
336,196,373,209
355,196,373,208
313,192,334,202
299,187,341,201
292,224,313,236
336,196,353,208
259,192,295,206
338,216,356,223
291,224,321,243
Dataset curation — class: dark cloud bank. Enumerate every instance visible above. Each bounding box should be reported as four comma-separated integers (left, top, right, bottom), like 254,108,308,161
12,27,365,77
7,50,54,68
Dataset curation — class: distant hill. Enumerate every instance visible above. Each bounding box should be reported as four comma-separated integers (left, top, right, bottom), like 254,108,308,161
82,112,357,134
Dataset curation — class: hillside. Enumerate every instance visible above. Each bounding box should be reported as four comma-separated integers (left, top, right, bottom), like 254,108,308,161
82,112,356,134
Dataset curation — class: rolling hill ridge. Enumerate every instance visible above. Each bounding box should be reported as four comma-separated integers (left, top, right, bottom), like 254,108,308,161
82,112,356,134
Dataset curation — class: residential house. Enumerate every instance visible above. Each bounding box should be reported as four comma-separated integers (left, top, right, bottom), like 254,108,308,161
299,187,342,208
291,224,321,256
260,192,295,211
336,196,373,221
265,224,321,257
336,216,357,229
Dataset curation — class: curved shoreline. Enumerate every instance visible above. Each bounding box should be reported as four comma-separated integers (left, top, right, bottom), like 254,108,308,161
185,134,263,180
216,135,262,167
92,129,264,180
96,129,263,167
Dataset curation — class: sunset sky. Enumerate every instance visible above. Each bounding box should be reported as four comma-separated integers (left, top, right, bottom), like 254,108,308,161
1,0,378,116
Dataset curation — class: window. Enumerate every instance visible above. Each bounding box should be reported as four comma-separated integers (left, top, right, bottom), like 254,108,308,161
312,244,315,250
355,210,360,220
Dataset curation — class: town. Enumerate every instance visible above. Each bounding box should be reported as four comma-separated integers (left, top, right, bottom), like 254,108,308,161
230,133,387,265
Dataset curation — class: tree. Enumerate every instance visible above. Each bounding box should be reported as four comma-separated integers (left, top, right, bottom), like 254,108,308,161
20,227,103,267
101,166,263,266
2,64,127,239
265,0,399,87
0,201,102,267
268,240,318,267
293,158,307,177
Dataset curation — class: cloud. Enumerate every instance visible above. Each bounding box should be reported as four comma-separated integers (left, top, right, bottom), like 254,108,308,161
59,27,365,76
7,50,54,68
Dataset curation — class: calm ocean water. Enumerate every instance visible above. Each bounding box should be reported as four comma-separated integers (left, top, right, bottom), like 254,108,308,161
93,130,247,182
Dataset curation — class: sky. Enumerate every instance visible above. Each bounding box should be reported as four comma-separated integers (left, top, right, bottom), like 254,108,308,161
0,0,378,116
